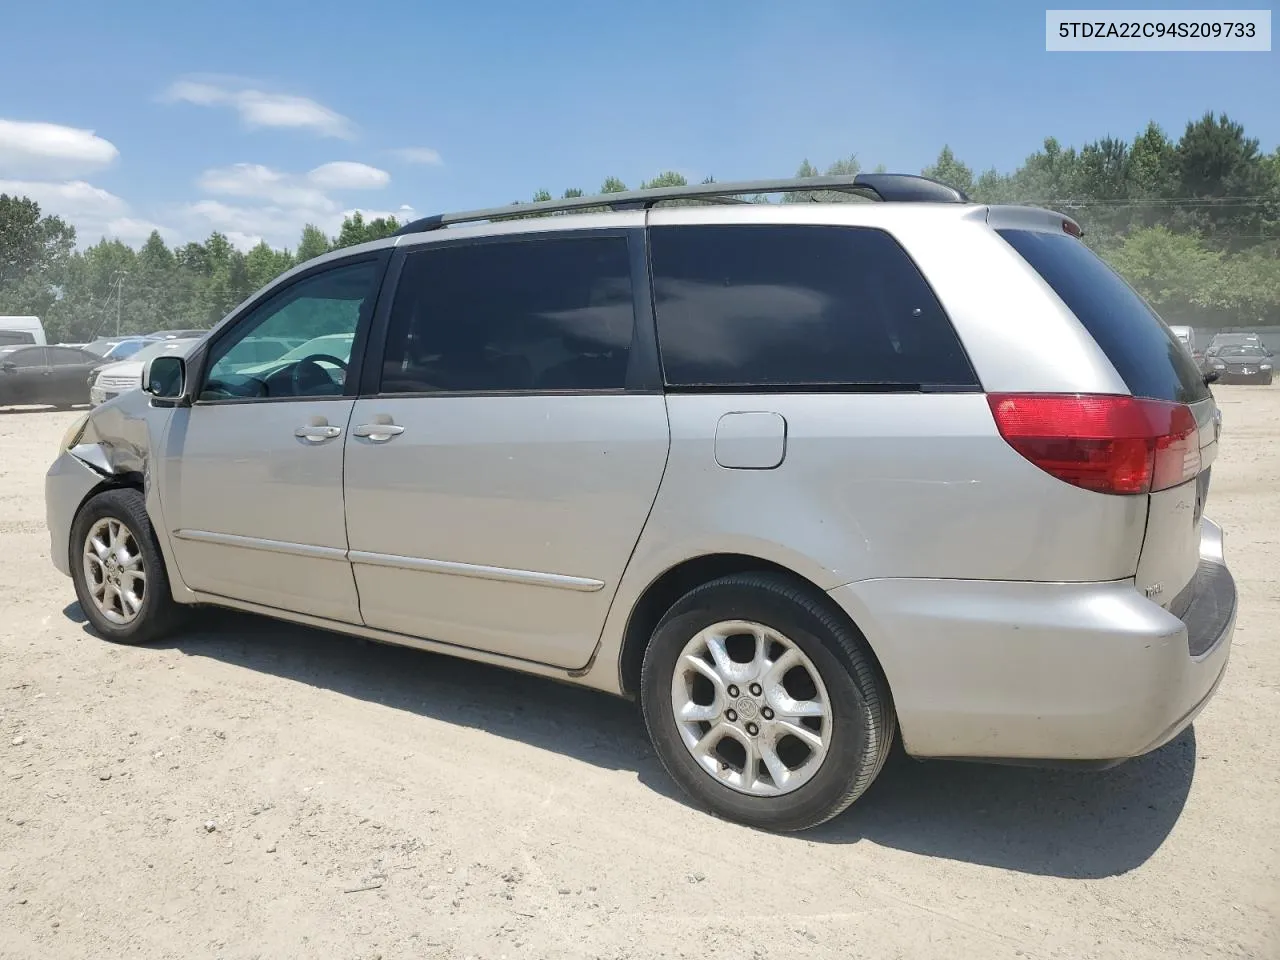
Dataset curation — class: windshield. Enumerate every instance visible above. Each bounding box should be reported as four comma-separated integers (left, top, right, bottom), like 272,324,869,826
103,338,153,360
1219,346,1267,358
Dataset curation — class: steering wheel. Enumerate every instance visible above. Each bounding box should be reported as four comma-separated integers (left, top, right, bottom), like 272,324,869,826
289,354,349,395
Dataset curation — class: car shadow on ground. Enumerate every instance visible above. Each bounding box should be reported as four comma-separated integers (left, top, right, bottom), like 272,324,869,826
62,602,1195,879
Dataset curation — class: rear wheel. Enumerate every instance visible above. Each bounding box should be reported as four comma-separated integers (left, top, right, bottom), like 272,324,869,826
640,573,895,832
70,488,182,644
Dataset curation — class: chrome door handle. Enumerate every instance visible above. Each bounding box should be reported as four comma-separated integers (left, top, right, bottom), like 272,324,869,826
352,422,405,442
294,424,342,442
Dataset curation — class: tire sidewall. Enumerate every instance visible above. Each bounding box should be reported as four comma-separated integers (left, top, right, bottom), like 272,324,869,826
70,489,167,643
641,584,875,830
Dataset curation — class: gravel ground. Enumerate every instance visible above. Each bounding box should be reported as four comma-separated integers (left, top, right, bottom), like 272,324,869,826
1,390,1278,960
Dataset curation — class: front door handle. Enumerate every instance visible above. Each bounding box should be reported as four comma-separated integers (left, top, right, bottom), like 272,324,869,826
294,423,342,443
353,421,405,442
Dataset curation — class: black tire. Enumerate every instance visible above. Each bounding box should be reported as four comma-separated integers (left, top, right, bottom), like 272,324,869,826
70,487,183,644
640,572,895,832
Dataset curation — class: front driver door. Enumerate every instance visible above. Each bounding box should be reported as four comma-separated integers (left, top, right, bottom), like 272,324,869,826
160,254,386,623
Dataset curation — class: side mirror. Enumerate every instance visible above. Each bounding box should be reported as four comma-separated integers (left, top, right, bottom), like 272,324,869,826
143,355,187,404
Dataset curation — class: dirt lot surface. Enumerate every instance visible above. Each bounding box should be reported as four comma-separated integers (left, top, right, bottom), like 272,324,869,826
1,390,1278,960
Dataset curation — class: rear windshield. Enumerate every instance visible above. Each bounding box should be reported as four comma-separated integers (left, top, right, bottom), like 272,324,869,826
998,229,1210,404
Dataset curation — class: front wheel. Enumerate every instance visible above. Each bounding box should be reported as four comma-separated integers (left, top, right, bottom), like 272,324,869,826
640,573,895,832
70,488,182,644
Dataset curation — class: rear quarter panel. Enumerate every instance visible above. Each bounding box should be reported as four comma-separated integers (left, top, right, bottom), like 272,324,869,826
582,390,1148,693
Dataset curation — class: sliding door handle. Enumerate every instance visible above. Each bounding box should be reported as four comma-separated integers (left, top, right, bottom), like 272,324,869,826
352,422,405,442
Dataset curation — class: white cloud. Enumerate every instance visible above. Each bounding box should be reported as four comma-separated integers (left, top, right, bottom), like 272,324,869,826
0,118,119,177
181,160,404,248
180,199,328,251
198,163,333,210
392,146,443,166
163,79,354,139
308,161,390,190
180,196,418,251
0,178,126,218
226,231,266,251
0,178,182,248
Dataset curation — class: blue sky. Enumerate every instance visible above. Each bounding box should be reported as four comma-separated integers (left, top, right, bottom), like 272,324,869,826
0,0,1275,250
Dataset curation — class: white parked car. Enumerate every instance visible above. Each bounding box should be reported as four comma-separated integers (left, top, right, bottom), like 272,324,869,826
89,338,200,406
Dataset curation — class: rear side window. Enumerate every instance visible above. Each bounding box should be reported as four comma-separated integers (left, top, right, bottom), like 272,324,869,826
380,235,635,394
47,347,93,365
649,224,978,390
997,229,1210,404
2,347,45,367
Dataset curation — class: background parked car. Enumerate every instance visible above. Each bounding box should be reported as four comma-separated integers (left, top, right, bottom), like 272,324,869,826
82,336,157,360
147,328,207,340
89,337,201,406
232,332,355,384
1204,343,1274,385
0,315,47,345
0,344,101,408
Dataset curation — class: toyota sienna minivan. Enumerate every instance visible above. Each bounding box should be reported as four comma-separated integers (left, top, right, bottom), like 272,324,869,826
46,174,1235,831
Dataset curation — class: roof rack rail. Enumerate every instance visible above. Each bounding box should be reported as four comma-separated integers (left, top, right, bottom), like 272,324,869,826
393,173,969,236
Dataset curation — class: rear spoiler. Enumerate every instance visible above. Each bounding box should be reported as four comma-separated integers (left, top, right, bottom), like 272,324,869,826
982,204,1085,238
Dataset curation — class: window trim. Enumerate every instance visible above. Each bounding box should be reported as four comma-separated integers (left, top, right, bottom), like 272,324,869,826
646,222,982,394
189,249,392,407
360,227,661,400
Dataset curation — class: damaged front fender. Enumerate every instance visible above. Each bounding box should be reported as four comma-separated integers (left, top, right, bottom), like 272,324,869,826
68,389,161,479
44,390,183,588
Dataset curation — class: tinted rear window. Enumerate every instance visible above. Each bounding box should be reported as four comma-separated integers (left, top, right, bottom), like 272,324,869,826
649,225,978,390
997,229,1210,403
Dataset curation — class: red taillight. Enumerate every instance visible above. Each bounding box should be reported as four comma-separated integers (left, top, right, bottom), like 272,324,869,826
1063,218,1083,238
987,394,1200,496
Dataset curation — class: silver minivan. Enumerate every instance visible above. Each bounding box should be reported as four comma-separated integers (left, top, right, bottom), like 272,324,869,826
45,175,1236,831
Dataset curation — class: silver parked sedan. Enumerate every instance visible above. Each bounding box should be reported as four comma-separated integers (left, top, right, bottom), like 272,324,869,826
45,174,1236,831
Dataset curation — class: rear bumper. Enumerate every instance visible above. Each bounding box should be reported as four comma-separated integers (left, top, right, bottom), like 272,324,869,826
45,450,106,577
827,518,1235,762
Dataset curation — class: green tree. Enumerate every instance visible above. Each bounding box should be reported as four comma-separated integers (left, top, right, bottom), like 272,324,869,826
296,224,331,264
0,194,76,323
922,146,974,196
334,212,402,250
1105,226,1224,324
246,240,295,292
1171,112,1279,247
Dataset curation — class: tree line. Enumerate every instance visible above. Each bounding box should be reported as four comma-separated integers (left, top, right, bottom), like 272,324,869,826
1,111,1277,344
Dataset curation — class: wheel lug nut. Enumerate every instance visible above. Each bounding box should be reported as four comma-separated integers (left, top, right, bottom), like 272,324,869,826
746,722,759,736
727,685,739,698
749,683,762,697
762,707,774,720
726,709,738,722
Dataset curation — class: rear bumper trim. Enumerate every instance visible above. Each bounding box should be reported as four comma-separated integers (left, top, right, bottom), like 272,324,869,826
826,516,1236,762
